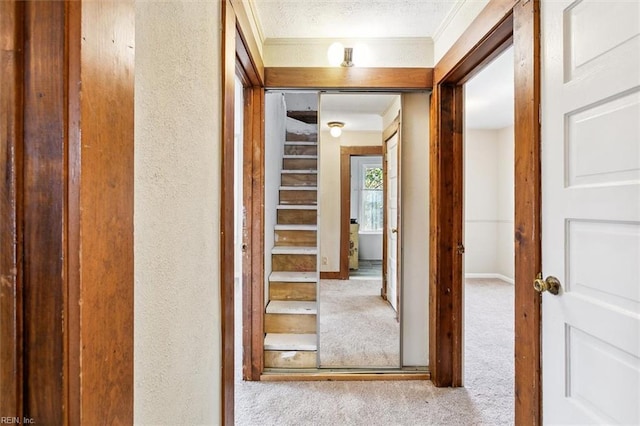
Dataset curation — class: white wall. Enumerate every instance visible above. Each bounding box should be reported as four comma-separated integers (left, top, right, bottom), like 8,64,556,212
464,127,514,282
135,1,220,424
264,92,287,302
496,126,515,280
433,0,489,64
401,93,431,366
319,131,382,271
265,37,434,67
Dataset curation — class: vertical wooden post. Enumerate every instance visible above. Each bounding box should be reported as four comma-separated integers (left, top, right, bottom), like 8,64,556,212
513,0,542,424
0,0,24,418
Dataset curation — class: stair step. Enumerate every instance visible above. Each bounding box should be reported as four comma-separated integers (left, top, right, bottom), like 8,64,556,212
264,333,317,351
274,224,317,231
265,312,316,333
283,158,317,170
272,246,317,255
281,170,317,174
286,131,317,142
279,186,317,192
277,204,317,210
283,155,317,159
272,253,316,272
269,282,316,301
266,300,317,314
264,350,317,368
269,271,317,282
285,141,317,146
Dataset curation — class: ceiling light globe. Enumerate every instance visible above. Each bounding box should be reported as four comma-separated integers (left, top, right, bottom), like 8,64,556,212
330,126,342,138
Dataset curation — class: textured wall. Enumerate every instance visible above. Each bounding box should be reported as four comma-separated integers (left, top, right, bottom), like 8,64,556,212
134,1,221,424
265,38,434,67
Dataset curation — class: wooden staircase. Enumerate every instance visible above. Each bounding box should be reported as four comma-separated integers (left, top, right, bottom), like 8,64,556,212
264,119,319,369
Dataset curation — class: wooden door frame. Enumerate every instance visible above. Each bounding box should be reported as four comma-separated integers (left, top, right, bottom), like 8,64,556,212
429,0,540,424
382,116,401,311
1,1,134,423
336,146,383,280
222,1,265,424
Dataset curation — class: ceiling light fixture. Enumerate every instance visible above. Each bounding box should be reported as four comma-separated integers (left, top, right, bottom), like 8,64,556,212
328,121,344,138
327,42,355,67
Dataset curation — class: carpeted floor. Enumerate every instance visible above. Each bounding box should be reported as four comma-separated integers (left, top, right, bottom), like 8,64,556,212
319,279,399,368
235,278,514,425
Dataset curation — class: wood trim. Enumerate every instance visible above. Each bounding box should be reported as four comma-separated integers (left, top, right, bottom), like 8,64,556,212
265,67,434,90
221,2,236,424
434,0,518,83
244,87,265,381
430,0,541,424
22,3,67,421
513,1,542,423
229,0,264,84
0,0,24,418
339,146,383,280
261,372,430,382
320,272,342,280
70,2,135,422
381,116,400,300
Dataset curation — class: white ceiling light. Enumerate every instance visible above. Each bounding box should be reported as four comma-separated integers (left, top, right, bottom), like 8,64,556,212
328,121,344,137
327,42,355,67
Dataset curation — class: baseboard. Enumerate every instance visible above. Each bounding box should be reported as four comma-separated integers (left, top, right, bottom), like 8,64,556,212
465,273,514,284
320,271,342,279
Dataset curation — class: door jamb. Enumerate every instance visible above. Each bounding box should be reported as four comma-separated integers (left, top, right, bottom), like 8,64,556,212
429,0,540,424
338,146,383,280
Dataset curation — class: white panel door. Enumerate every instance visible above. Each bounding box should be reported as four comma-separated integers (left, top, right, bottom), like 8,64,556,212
386,132,400,313
541,0,640,424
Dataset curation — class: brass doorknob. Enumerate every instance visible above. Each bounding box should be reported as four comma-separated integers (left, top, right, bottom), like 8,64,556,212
391,228,398,234
533,273,561,295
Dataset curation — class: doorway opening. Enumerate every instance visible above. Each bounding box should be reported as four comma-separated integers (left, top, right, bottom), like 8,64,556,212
462,46,515,423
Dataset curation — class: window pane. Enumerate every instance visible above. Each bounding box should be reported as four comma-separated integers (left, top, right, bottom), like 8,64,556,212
364,167,383,190
361,189,383,231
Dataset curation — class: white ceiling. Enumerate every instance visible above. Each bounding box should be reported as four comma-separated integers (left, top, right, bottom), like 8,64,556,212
251,0,458,39
321,93,398,132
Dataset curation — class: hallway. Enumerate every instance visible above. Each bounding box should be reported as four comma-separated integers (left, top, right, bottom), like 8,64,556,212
234,278,514,425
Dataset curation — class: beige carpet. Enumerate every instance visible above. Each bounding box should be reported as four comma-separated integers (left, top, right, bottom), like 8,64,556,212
319,279,400,368
235,278,514,425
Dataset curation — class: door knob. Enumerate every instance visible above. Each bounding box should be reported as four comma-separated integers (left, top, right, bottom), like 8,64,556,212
533,273,561,295
391,228,398,234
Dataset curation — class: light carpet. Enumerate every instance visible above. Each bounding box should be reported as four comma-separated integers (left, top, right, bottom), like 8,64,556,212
319,279,399,368
235,278,514,425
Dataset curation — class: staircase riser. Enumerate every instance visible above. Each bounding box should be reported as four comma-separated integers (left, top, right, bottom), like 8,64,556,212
286,131,317,142
269,282,316,301
272,254,316,272
264,351,317,368
265,314,316,333
285,145,317,156
283,158,317,170
280,190,317,205
281,174,317,187
277,209,317,225
275,230,317,246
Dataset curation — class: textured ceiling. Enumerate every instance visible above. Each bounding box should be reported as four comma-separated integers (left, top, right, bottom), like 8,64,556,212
251,0,458,39
320,93,399,131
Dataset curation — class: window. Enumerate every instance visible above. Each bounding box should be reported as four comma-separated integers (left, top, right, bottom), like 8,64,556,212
360,165,383,231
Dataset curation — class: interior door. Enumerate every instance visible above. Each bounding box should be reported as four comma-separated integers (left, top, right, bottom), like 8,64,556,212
541,0,640,423
385,130,401,314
